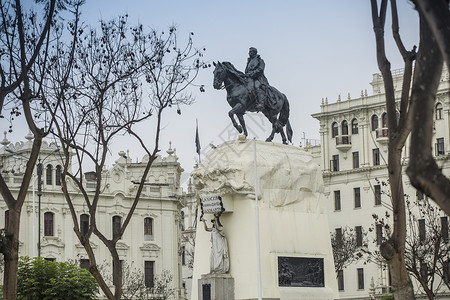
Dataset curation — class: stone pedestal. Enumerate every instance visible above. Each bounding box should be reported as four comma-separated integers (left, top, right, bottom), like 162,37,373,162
198,273,235,300
191,139,338,300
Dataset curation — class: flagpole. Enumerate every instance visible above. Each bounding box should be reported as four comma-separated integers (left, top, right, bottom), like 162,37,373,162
253,138,262,300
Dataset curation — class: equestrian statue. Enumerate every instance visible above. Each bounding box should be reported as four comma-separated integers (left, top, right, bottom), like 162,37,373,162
213,47,293,144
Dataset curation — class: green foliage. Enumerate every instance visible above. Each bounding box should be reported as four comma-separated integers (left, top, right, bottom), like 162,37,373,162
17,256,98,300
380,294,395,300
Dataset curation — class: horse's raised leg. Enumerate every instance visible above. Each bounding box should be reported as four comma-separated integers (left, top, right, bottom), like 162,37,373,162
228,103,245,134
236,113,248,136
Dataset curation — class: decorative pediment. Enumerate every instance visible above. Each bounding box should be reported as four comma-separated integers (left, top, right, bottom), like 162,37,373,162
41,236,65,249
116,241,129,250
75,240,98,249
140,243,160,252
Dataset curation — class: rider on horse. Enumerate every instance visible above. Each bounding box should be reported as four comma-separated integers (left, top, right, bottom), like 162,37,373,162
245,47,268,112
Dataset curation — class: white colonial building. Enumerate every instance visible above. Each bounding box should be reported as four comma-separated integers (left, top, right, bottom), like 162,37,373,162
312,65,450,299
0,135,188,299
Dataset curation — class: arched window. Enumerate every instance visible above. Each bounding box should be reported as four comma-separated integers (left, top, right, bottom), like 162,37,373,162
341,120,348,135
371,115,379,131
381,113,388,128
80,214,89,237
56,165,62,186
352,119,358,134
144,217,153,241
46,164,53,185
332,122,339,138
436,103,443,120
44,212,54,236
112,216,122,239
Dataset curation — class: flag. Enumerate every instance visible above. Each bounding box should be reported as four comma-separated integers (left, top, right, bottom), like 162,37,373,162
195,119,201,156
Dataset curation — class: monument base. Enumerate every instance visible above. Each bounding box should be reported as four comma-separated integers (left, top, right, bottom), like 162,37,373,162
198,273,235,300
191,140,338,300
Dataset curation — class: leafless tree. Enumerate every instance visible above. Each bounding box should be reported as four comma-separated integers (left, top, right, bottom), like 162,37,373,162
370,0,417,297
42,16,205,299
181,229,196,270
404,197,450,299
330,226,368,274
367,180,450,299
406,1,450,215
0,1,82,298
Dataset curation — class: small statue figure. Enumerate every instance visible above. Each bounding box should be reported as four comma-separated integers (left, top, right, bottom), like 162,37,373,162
201,214,229,274
245,47,269,112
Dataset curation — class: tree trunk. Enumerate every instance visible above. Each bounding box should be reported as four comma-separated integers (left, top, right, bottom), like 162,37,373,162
381,148,414,299
406,1,449,215
3,208,21,300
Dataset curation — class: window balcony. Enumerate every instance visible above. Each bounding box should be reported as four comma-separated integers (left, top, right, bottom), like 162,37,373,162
335,135,351,151
376,128,389,144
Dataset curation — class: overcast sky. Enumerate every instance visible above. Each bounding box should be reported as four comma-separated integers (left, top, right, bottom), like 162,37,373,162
4,1,420,186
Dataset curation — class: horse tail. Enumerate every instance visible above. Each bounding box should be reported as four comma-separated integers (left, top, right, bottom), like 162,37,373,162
279,95,293,143
286,120,293,144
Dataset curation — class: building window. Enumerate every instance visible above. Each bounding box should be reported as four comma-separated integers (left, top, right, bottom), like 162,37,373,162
335,228,343,244
373,148,380,166
444,261,450,284
44,212,54,236
55,165,62,186
331,154,339,172
46,164,53,185
337,270,344,291
442,216,449,241
418,219,426,241
144,217,153,241
371,115,379,131
376,224,383,246
4,210,9,231
342,120,348,135
436,138,445,156
181,211,185,231
334,191,341,211
112,215,121,239
352,152,359,169
374,185,382,205
436,103,443,120
354,187,361,208
351,118,358,134
80,214,89,237
332,122,339,138
145,261,154,288
381,112,388,128
356,226,363,247
45,258,55,262
80,259,90,270
357,268,365,290
182,246,186,266
420,263,428,281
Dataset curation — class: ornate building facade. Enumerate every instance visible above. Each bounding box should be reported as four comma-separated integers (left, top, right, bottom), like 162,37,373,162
0,135,187,299
312,65,450,299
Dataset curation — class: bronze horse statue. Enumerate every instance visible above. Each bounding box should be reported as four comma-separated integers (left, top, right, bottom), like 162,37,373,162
213,61,293,144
